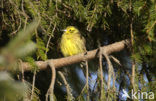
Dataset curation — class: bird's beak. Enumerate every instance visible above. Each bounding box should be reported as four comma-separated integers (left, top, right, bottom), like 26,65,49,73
61,29,67,32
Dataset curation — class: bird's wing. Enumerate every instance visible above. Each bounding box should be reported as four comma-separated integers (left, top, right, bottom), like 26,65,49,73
75,33,86,51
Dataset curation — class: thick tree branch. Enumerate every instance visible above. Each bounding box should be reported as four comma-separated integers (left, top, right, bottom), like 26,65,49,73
21,39,130,71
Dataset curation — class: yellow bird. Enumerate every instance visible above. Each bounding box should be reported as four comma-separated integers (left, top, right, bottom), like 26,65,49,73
60,26,86,57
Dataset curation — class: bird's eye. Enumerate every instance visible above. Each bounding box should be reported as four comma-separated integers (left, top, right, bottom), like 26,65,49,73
69,29,72,32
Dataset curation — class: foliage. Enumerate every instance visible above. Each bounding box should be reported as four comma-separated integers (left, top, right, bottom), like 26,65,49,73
0,72,26,101
0,19,39,100
0,0,156,101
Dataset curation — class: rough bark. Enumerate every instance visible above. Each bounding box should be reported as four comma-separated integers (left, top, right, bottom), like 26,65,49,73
21,39,130,71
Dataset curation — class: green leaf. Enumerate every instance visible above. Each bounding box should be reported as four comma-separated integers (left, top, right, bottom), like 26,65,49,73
36,38,47,60
131,53,142,63
0,72,26,101
25,56,39,72
133,0,146,16
6,19,40,56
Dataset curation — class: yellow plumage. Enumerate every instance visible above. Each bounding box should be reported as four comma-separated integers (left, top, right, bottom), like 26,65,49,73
60,26,86,57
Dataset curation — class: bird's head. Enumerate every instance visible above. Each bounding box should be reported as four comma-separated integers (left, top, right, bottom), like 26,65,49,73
63,26,79,34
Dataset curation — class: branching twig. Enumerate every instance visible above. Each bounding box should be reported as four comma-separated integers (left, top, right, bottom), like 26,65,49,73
103,52,114,101
46,61,56,101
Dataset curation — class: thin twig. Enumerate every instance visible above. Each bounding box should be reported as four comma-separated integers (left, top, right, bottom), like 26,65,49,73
108,57,116,93
55,0,58,11
21,0,28,31
146,20,156,33
9,0,22,35
99,48,104,100
30,71,36,101
45,23,56,56
103,54,111,90
103,52,114,101
1,0,9,25
10,14,22,35
85,60,89,101
111,66,116,99
62,3,72,10
146,20,156,41
108,56,116,92
130,0,136,92
110,56,124,96
19,59,25,82
87,4,97,31
110,56,121,66
58,71,74,101
92,78,98,94
131,61,135,90
46,61,56,101
110,55,131,79
79,53,90,101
